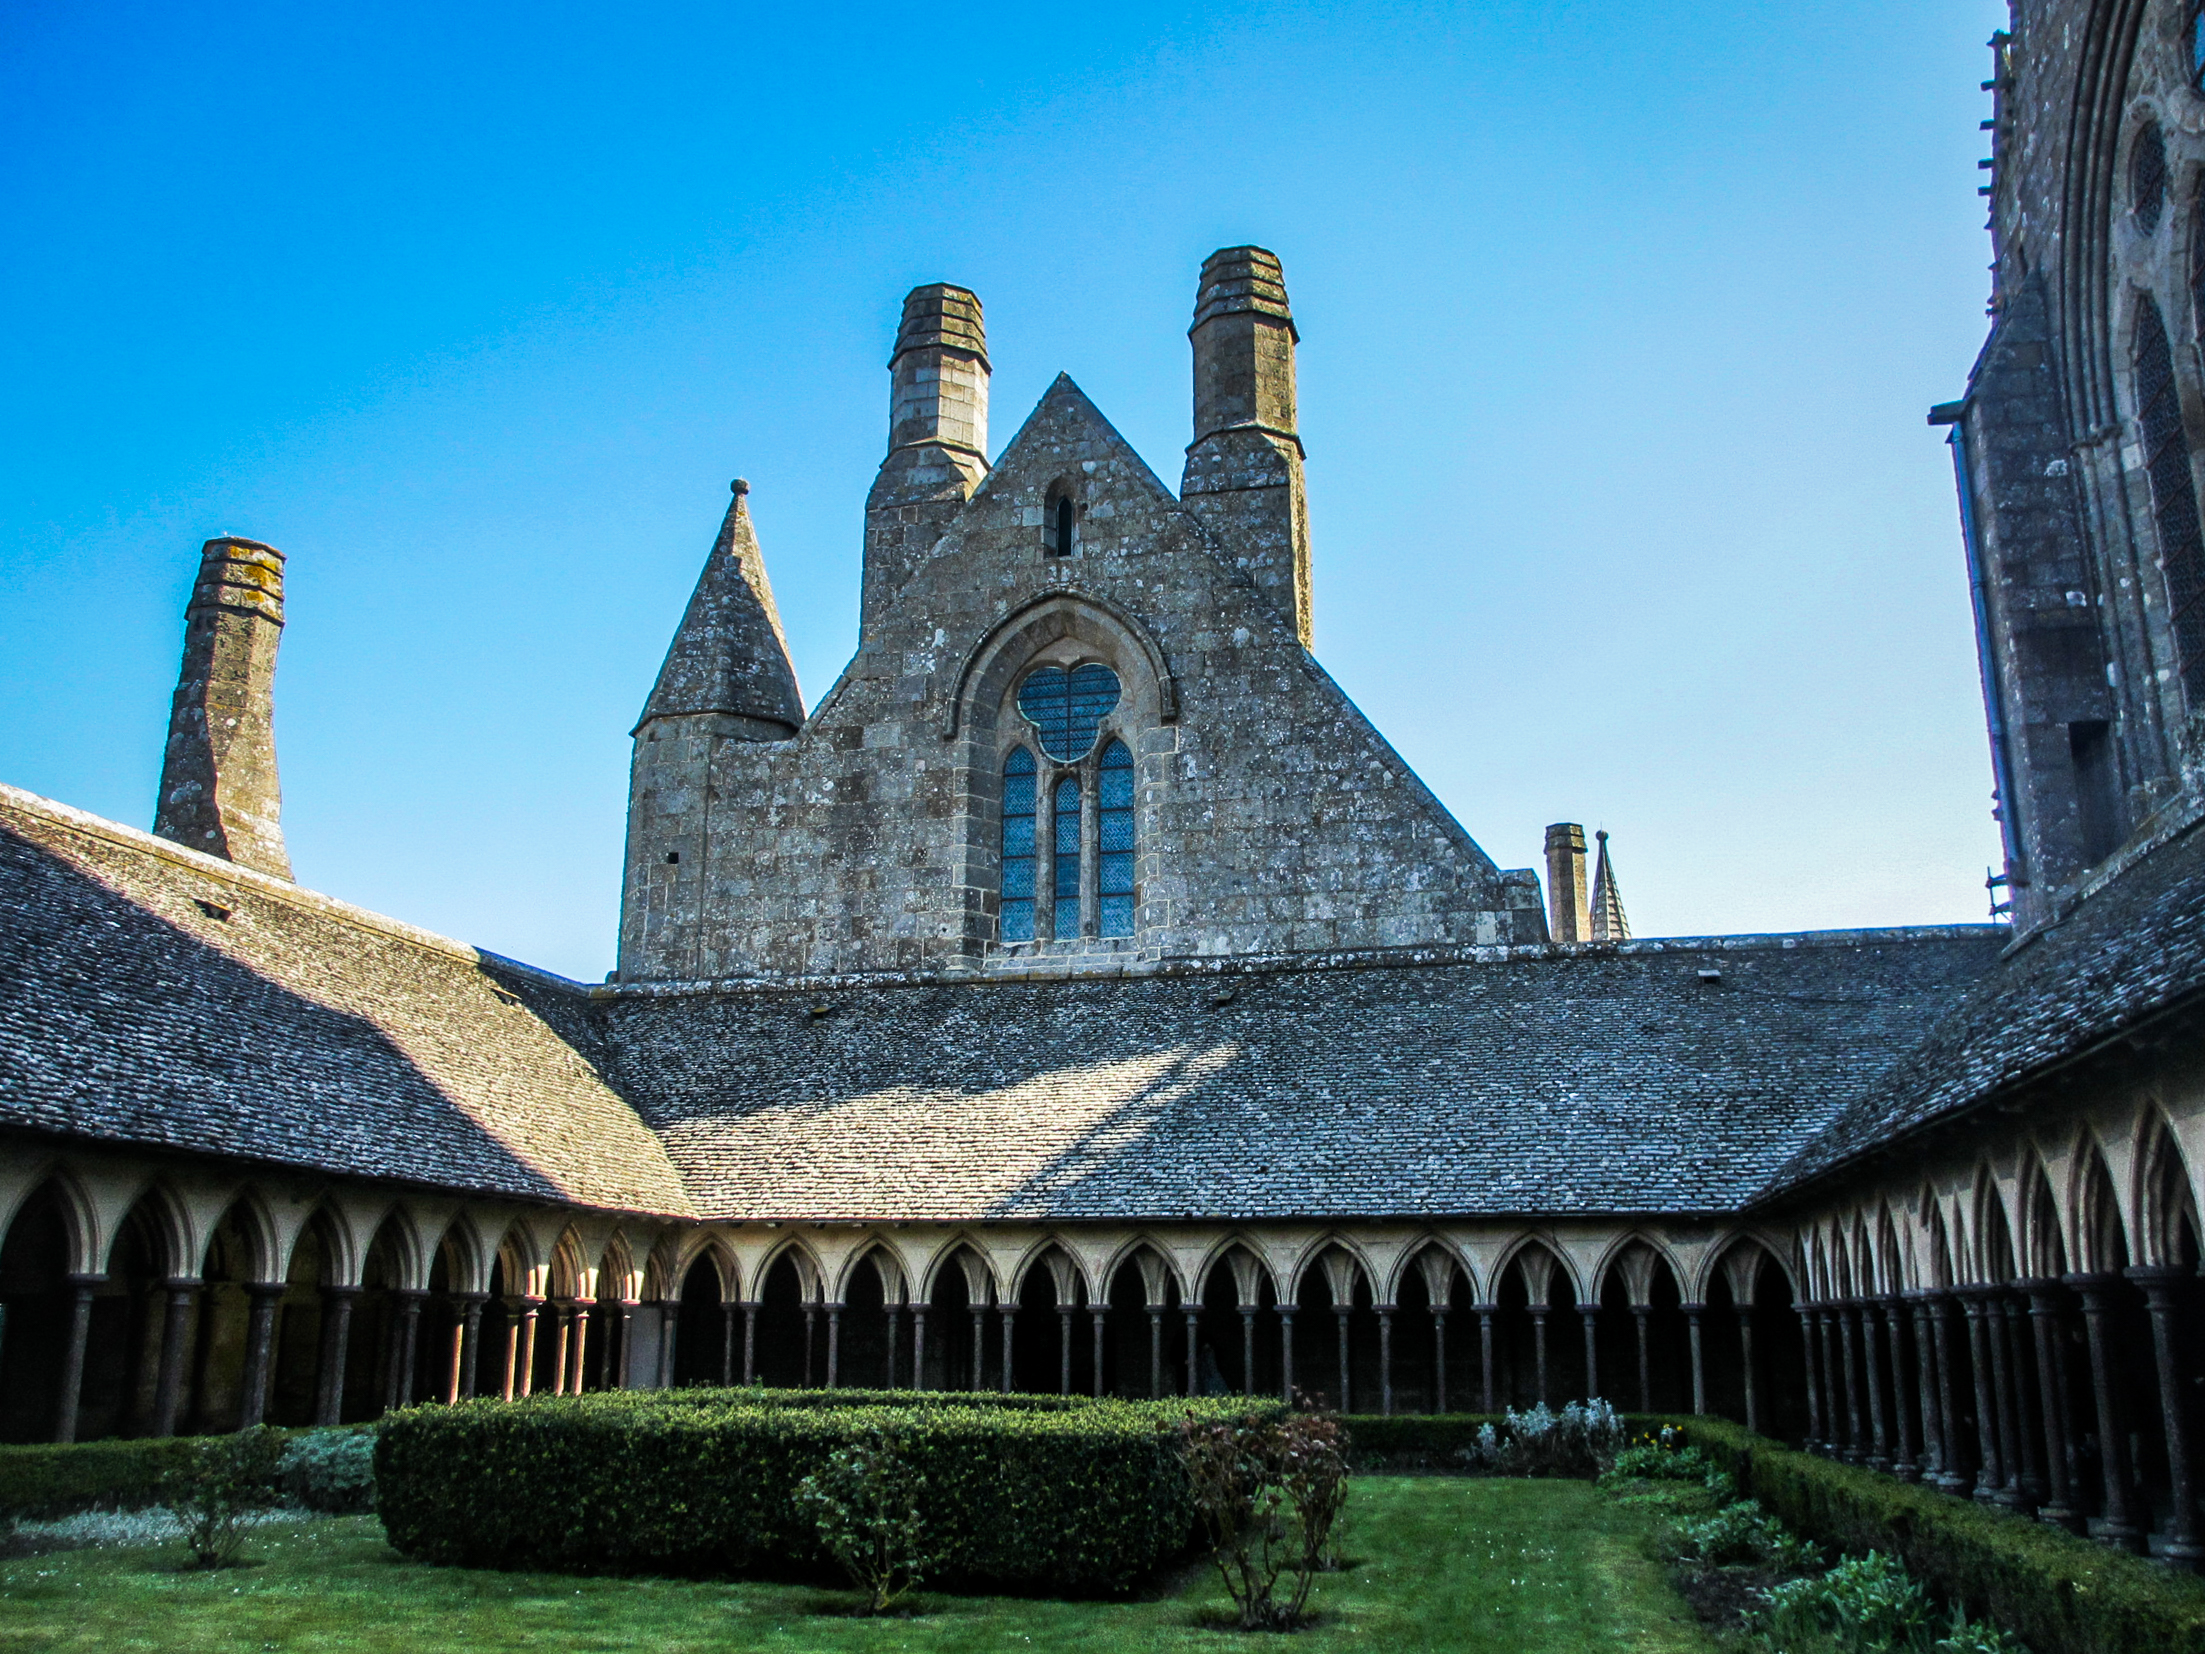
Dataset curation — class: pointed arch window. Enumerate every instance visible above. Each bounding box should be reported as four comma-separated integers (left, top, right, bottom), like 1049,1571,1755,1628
1098,740,1134,937
1051,494,1077,556
1053,776,1082,939
1001,749,1037,943
2133,297,2205,705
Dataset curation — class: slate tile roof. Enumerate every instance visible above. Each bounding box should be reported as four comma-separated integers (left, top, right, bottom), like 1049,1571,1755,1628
602,929,2005,1222
1765,816,2205,1196
0,786,694,1217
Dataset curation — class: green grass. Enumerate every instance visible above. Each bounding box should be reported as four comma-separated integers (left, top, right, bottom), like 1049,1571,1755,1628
0,1477,1715,1653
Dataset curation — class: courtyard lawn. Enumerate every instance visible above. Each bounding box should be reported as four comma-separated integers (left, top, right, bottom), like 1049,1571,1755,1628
0,1476,1714,1653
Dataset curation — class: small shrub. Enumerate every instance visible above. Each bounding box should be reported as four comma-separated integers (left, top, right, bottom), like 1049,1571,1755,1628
166,1427,284,1570
1180,1407,1352,1630
1672,1499,1818,1570
794,1430,933,1615
1751,1550,2025,1653
1454,1400,1625,1477
277,1430,375,1514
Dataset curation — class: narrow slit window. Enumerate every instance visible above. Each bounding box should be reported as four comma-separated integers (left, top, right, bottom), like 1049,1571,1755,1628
1098,740,1134,937
1001,748,1036,943
1053,776,1082,940
2134,297,2205,706
1052,494,1075,556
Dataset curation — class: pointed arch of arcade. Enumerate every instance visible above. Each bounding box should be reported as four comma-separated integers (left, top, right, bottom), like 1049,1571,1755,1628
1485,1237,1583,1414
670,1234,739,1389
1592,1234,1690,1417
0,1173,99,1442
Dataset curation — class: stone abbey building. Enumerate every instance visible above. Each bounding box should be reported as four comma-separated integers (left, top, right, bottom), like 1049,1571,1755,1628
6,0,2205,1568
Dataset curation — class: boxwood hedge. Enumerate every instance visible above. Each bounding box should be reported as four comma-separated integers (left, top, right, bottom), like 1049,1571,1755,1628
1664,1416,2205,1654
376,1388,1277,1593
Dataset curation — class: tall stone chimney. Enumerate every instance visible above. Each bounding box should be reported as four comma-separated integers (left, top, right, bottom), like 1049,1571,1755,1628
1182,246,1312,646
154,536,292,879
1544,822,1588,944
862,283,989,631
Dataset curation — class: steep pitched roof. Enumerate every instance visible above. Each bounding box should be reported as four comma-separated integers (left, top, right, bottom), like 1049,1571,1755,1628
0,784,693,1216
602,927,2003,1223
638,482,803,734
1764,817,2205,1198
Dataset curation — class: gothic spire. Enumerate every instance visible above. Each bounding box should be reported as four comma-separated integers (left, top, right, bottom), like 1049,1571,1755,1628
1588,828,1631,943
638,480,803,738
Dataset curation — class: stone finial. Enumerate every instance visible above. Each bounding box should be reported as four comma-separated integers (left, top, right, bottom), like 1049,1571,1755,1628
637,479,803,739
1589,829,1632,943
1183,246,1312,647
154,536,293,879
1544,823,1589,945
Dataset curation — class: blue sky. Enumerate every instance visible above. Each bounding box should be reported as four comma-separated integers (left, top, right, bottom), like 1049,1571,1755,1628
0,0,2010,980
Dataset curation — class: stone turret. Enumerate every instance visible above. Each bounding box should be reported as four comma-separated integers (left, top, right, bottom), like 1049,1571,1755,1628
1588,829,1631,942
620,482,803,979
1182,247,1311,647
153,536,292,879
862,283,990,631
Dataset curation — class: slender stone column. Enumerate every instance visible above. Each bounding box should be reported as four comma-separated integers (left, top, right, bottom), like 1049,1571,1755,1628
458,1294,487,1400
1905,1295,1941,1480
1738,1305,1760,1437
318,1285,359,1425
1092,1306,1108,1397
887,1306,902,1390
52,1277,97,1444
1432,1308,1449,1413
1861,1303,1891,1472
2020,1279,2079,1530
150,1280,200,1437
237,1283,285,1427
1632,1306,1653,1411
2066,1273,2144,1550
656,1301,677,1389
388,1296,425,1411
743,1302,758,1384
499,1301,520,1400
1817,1308,1844,1454
1183,1309,1199,1399
1530,1306,1549,1407
1881,1301,1918,1479
1060,1306,1076,1395
515,1297,541,1398
1335,1306,1352,1412
1476,1305,1497,1413
1148,1308,1163,1398
609,1302,634,1389
1931,1294,1970,1494
1837,1304,1865,1463
2129,1265,2205,1566
1800,1303,1825,1449
1003,1306,1018,1395
911,1306,928,1391
1240,1307,1257,1396
1277,1305,1295,1402
1684,1305,1706,1416
722,1303,737,1385
1378,1307,1395,1416
1580,1305,1598,1403
825,1305,842,1390
1993,1293,2040,1509
808,1306,823,1388
1961,1292,2007,1503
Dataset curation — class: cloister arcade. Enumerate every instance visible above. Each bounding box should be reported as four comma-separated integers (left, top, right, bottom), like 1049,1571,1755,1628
3,1089,2198,1568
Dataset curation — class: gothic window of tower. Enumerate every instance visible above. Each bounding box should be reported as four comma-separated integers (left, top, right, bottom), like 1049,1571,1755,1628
1045,485,1077,556
2131,293,2205,706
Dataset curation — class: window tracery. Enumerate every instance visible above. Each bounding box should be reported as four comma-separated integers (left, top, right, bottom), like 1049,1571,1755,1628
1001,748,1037,943
1098,741,1134,937
1053,776,1082,940
995,665,1138,946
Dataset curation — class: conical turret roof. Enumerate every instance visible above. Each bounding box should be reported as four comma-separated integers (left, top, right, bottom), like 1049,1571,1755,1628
639,480,803,735
1589,829,1631,943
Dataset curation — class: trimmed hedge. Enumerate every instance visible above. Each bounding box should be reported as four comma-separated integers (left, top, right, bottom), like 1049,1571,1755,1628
377,1388,1278,1593
0,1437,205,1519
1662,1416,2205,1654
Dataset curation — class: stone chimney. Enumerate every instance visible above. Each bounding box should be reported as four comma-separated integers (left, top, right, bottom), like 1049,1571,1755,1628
154,537,292,879
1544,822,1588,944
1182,246,1312,646
862,283,989,630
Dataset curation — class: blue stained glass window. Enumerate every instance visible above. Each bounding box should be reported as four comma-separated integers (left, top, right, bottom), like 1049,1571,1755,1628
1098,740,1134,937
1054,776,1082,939
1001,749,1036,943
2194,10,2205,89
1017,664,1121,760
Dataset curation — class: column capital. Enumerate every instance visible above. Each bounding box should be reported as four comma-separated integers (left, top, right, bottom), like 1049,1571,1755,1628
1678,1302,1706,1314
